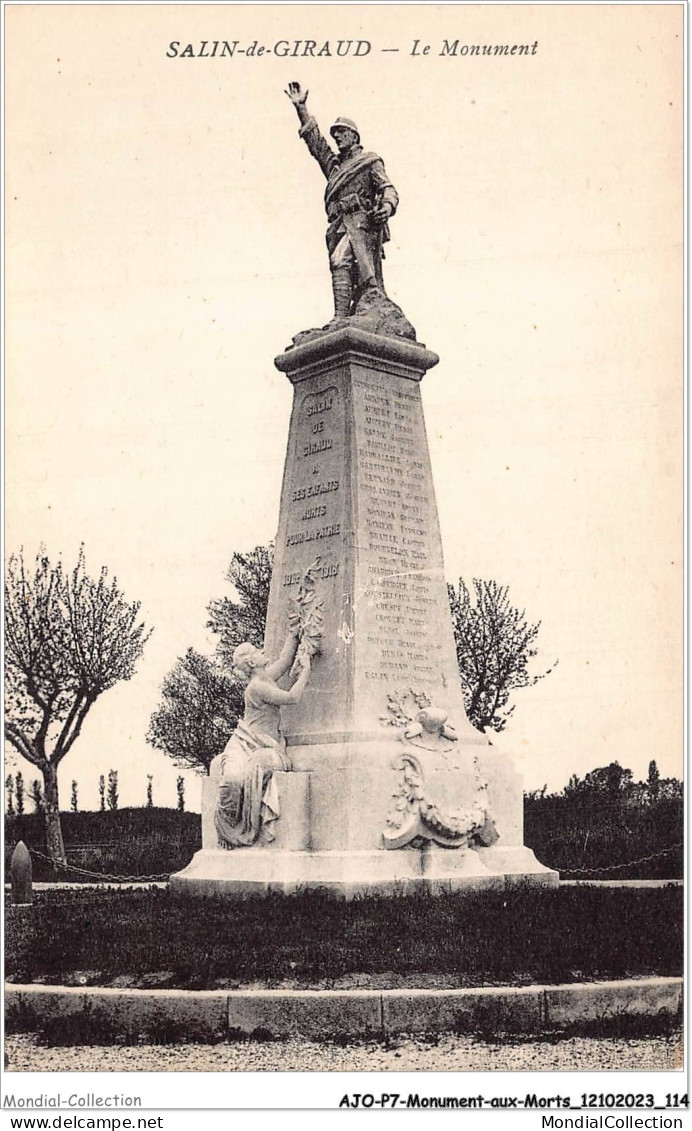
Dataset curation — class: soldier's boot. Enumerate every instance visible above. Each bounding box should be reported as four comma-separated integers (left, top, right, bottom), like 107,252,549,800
330,267,352,320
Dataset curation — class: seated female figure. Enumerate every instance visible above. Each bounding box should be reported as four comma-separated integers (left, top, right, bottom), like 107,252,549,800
212,627,311,848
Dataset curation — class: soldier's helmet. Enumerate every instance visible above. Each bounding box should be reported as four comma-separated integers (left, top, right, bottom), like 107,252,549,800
330,117,360,143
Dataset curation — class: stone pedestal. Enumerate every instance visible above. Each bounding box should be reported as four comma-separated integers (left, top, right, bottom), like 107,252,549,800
170,328,557,897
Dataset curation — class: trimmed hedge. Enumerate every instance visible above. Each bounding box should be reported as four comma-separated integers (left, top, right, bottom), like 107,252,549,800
524,795,684,879
4,809,201,882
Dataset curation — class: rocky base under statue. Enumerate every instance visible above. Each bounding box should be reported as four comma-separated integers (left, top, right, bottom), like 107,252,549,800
291,286,417,348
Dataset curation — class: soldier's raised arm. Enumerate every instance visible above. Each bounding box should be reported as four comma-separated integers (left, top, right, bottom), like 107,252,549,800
285,81,310,126
285,81,337,180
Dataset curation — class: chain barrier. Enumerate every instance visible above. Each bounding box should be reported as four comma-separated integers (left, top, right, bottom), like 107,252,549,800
21,843,684,885
44,840,200,851
28,849,170,883
560,843,683,877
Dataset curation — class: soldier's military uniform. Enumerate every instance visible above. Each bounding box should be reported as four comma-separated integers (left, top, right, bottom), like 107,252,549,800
297,115,399,317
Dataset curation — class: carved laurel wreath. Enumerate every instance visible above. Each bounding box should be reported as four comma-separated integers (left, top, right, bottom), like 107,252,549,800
380,687,432,728
287,557,324,658
385,751,490,847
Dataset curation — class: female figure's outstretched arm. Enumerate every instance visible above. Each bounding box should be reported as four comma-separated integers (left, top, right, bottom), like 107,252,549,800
266,626,301,682
255,650,311,707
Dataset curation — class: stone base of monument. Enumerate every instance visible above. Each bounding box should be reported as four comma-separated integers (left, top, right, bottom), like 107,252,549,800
169,846,556,898
169,744,558,898
169,847,505,898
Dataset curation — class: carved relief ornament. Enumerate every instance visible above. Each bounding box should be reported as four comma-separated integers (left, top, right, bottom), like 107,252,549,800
380,688,498,851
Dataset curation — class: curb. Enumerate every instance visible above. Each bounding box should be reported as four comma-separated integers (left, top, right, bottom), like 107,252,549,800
4,879,683,892
5,977,682,1041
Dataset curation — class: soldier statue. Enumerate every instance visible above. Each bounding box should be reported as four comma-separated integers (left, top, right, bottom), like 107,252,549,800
285,82,399,324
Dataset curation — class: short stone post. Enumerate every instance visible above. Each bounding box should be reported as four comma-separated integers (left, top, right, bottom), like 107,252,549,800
7,842,35,978
10,840,33,905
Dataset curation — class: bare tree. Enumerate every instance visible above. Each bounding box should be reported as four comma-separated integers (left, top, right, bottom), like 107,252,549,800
448,578,556,733
4,547,151,861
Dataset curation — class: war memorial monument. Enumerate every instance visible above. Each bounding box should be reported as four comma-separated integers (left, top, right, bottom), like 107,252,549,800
171,84,557,897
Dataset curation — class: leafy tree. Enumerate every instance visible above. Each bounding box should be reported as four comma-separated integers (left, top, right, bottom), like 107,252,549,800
176,776,185,812
4,547,151,862
448,578,556,733
30,779,44,815
146,774,153,808
524,761,683,879
6,774,15,816
206,544,273,667
147,546,273,774
98,774,106,812
107,769,119,811
70,780,78,813
580,762,633,798
656,776,684,801
553,762,681,807
147,648,239,773
647,759,661,802
15,771,25,816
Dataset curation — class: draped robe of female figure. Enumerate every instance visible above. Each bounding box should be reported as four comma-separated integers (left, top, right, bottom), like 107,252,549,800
214,682,292,849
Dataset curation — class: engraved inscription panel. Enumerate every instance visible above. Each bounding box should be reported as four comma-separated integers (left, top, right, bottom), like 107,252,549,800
283,384,343,561
352,372,453,720
265,378,349,737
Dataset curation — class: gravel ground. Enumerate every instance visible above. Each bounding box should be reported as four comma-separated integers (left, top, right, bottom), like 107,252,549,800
5,1030,683,1073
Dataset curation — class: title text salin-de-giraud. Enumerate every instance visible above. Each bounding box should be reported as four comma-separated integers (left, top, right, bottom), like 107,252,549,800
165,38,539,59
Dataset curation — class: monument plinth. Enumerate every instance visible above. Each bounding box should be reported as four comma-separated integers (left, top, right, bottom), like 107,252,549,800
171,329,557,896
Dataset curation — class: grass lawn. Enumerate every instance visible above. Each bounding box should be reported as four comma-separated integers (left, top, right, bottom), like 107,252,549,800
5,885,683,991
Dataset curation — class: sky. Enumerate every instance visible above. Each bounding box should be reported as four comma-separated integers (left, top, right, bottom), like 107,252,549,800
5,3,683,813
